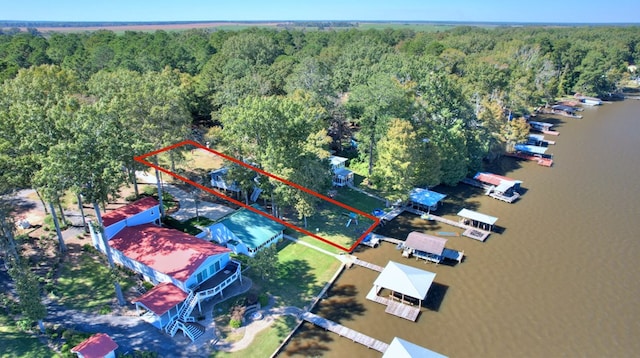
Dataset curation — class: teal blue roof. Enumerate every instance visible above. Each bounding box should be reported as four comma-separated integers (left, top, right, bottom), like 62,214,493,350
220,205,284,249
409,188,446,207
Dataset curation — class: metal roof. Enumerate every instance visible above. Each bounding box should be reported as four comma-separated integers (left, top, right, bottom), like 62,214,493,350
405,232,447,255
383,337,447,358
373,261,436,300
515,144,548,155
457,208,498,225
409,188,446,207
218,205,284,249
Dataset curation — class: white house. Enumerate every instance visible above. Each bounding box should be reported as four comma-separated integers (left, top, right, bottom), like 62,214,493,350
200,205,284,257
329,155,354,187
88,197,242,342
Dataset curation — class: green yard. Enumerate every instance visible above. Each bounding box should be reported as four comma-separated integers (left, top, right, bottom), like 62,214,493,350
211,316,297,358
55,251,135,312
0,313,56,358
245,239,341,309
287,186,385,251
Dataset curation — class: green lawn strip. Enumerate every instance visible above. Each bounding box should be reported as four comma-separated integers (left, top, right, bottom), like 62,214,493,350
285,186,383,250
211,315,297,358
0,313,56,357
55,252,135,312
245,240,341,309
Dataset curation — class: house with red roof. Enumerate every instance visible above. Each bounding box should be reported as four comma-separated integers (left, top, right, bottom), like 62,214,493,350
88,197,242,342
71,333,118,358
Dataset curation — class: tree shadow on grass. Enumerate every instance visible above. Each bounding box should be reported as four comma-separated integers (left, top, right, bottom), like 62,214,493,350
268,259,322,308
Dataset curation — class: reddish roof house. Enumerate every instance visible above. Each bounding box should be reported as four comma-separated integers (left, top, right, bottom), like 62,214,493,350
88,197,242,342
71,333,118,358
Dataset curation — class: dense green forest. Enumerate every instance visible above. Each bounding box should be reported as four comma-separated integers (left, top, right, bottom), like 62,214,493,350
1,25,639,204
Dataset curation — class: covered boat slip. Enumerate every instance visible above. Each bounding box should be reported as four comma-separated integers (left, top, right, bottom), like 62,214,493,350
407,188,447,214
401,232,464,264
514,143,553,159
457,208,497,231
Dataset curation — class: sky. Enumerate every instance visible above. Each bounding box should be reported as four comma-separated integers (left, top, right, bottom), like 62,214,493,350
2,0,639,24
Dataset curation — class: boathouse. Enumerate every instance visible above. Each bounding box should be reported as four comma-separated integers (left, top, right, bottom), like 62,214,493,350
407,188,446,214
330,155,354,187
514,144,552,158
473,172,522,203
528,121,559,136
457,208,498,231
402,232,463,264
383,337,447,358
371,261,436,310
71,333,118,358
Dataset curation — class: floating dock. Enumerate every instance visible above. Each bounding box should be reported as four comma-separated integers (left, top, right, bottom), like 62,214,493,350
505,152,553,167
301,311,389,352
427,214,491,241
379,206,405,224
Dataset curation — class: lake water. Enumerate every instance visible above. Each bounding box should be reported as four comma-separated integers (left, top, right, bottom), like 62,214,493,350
281,99,640,357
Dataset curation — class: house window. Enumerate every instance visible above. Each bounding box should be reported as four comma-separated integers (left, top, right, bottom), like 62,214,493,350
197,270,205,283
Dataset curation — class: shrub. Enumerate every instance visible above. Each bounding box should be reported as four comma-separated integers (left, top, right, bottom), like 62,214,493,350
98,306,112,315
258,293,269,307
229,318,242,329
16,318,33,332
142,281,154,291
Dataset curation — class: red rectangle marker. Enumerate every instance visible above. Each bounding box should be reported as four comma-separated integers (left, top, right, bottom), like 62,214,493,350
134,140,380,252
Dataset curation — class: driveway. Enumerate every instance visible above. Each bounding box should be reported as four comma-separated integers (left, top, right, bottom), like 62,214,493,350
136,171,235,222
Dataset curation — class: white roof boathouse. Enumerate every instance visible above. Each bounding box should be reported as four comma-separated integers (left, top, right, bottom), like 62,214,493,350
366,261,438,321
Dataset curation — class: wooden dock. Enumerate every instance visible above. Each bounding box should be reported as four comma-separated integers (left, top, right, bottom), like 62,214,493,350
366,287,421,321
379,206,405,223
353,258,384,272
301,312,389,353
505,152,553,167
427,214,491,242
374,234,403,245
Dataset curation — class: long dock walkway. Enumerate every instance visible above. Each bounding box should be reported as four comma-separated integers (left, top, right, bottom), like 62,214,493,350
427,214,491,242
300,312,389,353
353,258,384,272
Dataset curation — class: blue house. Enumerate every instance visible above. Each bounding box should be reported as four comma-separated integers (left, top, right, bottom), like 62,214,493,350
88,198,242,342
200,205,284,257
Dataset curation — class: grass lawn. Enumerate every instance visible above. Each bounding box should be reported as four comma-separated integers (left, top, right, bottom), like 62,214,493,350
246,239,341,309
55,251,135,312
287,186,385,250
211,316,297,358
0,313,56,357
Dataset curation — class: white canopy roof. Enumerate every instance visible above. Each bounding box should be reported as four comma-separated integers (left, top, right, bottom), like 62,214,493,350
457,208,498,225
383,337,447,358
329,155,348,166
373,261,436,300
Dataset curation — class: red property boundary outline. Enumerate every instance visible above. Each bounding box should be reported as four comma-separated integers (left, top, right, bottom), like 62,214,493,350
134,140,380,252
